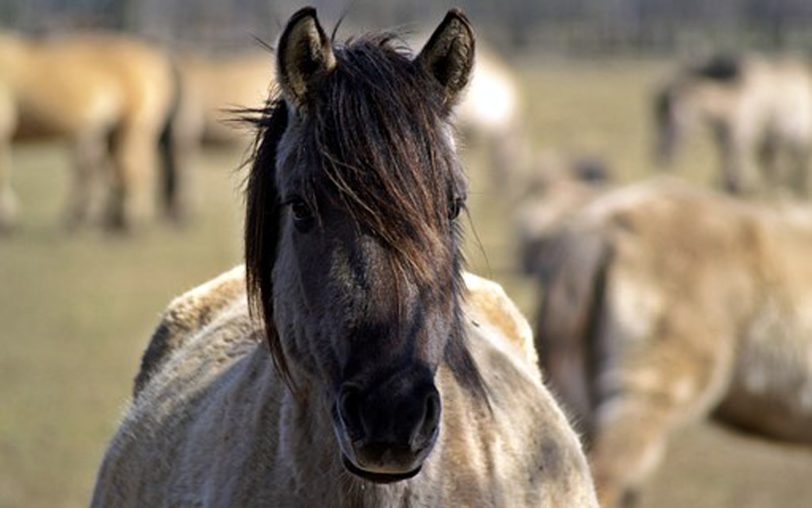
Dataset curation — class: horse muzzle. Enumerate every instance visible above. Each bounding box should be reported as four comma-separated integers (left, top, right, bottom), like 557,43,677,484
332,368,441,483
341,452,423,484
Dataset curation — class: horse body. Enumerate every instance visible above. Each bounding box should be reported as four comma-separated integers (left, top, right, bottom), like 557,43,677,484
164,52,273,219
176,52,273,144
526,177,812,506
716,204,812,441
459,48,530,193
92,267,596,507
655,55,812,196
456,48,520,135
0,33,175,230
93,8,596,506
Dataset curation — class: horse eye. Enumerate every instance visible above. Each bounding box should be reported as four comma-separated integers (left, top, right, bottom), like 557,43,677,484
288,197,315,232
449,197,464,221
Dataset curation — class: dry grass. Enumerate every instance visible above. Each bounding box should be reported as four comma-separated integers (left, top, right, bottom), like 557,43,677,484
0,60,810,507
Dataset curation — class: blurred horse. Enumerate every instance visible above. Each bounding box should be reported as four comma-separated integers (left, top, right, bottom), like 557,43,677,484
458,47,529,191
457,47,520,137
164,51,272,219
654,54,812,196
0,32,177,231
91,9,597,507
514,152,611,275
525,177,812,507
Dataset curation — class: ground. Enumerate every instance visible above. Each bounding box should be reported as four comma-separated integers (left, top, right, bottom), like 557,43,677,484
0,60,809,507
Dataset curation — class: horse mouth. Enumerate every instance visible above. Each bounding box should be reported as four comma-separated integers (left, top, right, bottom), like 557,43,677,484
341,455,422,484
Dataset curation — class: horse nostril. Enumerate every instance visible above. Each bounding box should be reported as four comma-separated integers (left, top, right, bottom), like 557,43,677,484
338,385,363,438
412,388,441,450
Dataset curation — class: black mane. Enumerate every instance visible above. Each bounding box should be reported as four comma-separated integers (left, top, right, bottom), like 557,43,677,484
692,54,742,83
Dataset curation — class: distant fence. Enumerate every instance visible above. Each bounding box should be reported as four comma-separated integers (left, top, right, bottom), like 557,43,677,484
2,0,812,55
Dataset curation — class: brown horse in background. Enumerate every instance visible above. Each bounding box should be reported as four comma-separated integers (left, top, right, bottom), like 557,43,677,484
91,9,597,507
524,177,812,507
164,51,272,219
456,46,530,193
654,54,812,196
0,32,177,231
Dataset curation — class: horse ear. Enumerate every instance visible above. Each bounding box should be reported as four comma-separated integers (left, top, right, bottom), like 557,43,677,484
276,7,336,110
416,9,475,107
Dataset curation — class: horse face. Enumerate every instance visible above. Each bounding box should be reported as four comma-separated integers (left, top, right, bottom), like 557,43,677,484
273,188,456,481
246,8,479,483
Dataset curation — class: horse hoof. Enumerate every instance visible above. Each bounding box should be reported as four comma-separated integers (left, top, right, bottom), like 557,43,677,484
103,216,131,234
165,207,191,229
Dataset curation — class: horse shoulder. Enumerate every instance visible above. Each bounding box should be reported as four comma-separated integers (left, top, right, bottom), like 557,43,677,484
133,265,247,396
462,271,537,369
93,270,265,507
442,301,597,506
450,273,598,506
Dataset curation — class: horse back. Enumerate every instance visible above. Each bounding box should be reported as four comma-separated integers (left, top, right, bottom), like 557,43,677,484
133,266,247,396
9,34,174,137
462,272,537,369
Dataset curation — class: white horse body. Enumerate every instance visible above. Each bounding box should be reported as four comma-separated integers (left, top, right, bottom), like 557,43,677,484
92,267,598,507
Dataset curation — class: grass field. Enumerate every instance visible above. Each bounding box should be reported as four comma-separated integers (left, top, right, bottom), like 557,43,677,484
1,60,810,507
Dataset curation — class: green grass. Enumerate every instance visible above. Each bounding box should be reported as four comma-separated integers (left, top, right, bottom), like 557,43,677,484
1,60,810,508
0,144,244,507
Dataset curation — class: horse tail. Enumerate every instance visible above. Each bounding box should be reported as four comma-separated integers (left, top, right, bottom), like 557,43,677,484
533,227,611,443
159,57,184,222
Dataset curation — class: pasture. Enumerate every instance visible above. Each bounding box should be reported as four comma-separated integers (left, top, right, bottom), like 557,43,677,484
1,59,810,507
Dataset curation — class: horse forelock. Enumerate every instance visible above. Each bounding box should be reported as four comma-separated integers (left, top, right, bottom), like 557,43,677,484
243,33,487,401
307,35,464,286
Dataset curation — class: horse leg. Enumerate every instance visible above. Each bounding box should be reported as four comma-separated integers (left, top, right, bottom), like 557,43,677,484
65,131,108,230
589,336,730,508
0,137,16,234
718,127,759,195
106,126,156,231
161,123,198,225
789,142,811,198
757,132,783,193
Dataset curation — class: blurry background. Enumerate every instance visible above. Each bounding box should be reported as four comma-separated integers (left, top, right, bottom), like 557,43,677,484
1,1,811,507
5,0,812,53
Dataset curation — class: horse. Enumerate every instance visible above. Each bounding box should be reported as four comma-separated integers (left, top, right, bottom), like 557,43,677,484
456,46,520,137
523,177,812,507
175,51,273,145
91,8,598,507
0,32,178,231
654,54,812,197
513,151,612,275
456,46,529,193
163,51,273,220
